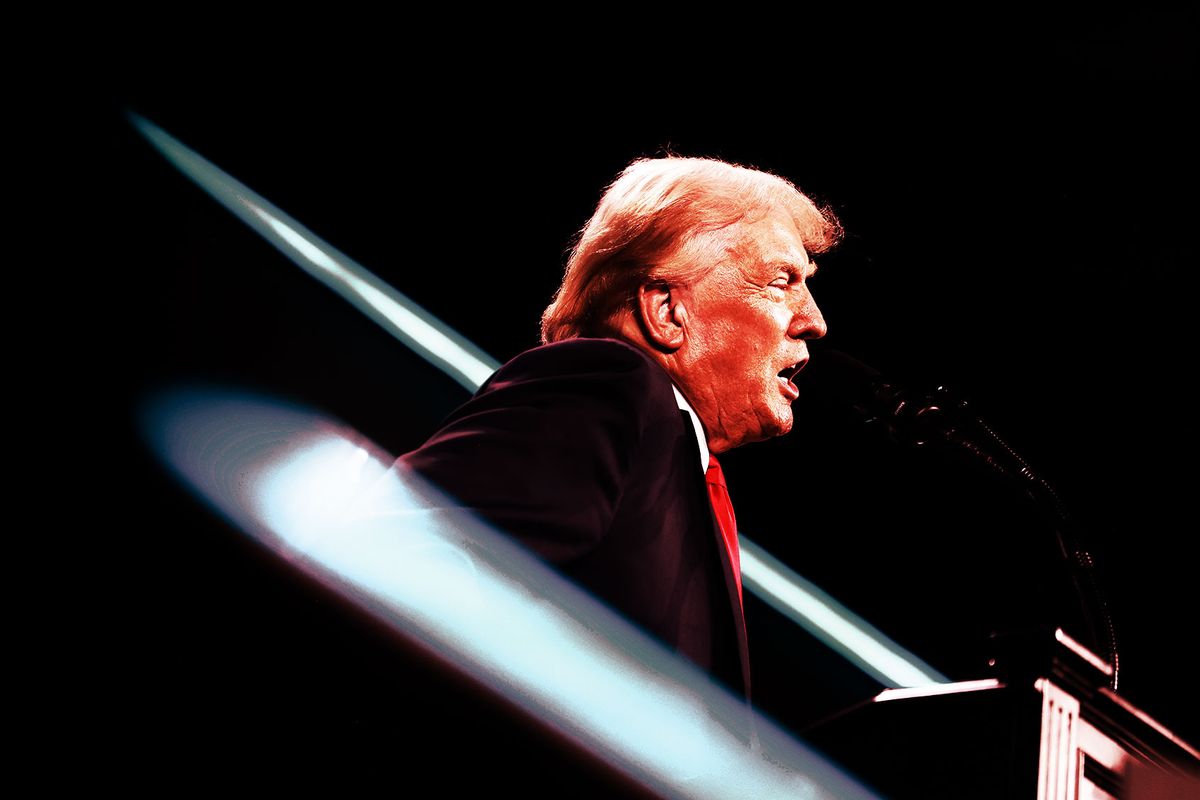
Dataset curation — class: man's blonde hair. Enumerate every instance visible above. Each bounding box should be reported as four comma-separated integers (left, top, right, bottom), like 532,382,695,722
541,156,842,343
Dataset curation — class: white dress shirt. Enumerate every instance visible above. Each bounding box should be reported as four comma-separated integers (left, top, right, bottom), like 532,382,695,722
672,385,710,474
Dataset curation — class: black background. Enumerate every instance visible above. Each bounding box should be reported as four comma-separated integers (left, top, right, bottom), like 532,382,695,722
81,11,1195,791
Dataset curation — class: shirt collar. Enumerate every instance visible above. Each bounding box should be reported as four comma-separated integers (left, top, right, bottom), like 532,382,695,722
672,385,710,473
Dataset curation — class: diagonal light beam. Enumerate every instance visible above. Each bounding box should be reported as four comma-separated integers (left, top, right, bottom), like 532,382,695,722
132,112,948,687
142,387,884,800
129,112,498,392
741,539,947,686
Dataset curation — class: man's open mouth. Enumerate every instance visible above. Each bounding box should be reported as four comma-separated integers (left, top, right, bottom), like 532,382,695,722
777,362,804,400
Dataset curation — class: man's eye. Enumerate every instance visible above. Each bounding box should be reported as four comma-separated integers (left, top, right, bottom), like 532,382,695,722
770,274,794,288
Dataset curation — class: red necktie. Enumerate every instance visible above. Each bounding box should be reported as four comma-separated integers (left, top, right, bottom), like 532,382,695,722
705,454,743,606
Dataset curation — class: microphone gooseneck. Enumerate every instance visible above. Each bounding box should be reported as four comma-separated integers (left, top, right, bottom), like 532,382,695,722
801,348,1120,690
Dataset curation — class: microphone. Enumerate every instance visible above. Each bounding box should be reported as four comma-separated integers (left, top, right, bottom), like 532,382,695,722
798,347,974,450
798,346,1121,688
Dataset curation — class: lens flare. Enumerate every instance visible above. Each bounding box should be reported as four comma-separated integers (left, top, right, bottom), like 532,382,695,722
142,388,882,800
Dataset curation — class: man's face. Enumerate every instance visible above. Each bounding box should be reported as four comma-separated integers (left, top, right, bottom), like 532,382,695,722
670,208,827,453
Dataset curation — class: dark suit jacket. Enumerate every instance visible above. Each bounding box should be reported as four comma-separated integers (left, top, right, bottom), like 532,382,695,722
399,337,750,698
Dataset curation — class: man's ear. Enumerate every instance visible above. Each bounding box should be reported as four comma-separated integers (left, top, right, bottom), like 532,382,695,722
636,281,687,351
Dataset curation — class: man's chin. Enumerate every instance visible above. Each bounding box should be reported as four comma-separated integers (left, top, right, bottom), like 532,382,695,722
757,409,794,442
720,408,794,451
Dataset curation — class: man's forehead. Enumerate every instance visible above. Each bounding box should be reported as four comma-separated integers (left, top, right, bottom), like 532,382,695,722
724,215,813,269
668,211,814,280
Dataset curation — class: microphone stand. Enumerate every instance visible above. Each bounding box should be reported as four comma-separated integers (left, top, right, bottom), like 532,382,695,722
820,353,1120,690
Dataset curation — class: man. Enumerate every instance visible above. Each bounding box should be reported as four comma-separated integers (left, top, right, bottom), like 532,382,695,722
399,156,840,698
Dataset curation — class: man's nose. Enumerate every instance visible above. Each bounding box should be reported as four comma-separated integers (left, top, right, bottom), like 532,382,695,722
788,289,827,340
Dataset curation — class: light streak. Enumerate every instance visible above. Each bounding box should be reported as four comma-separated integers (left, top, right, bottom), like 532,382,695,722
741,540,948,687
142,388,882,800
128,113,498,392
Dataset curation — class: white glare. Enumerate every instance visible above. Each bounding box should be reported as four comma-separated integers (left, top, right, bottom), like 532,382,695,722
142,389,882,800
741,539,948,687
255,437,386,551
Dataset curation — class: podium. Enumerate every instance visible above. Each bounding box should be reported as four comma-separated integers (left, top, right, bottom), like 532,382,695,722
803,629,1199,799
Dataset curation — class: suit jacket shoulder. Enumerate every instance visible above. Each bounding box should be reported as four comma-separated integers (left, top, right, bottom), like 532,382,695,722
400,337,684,560
399,337,749,697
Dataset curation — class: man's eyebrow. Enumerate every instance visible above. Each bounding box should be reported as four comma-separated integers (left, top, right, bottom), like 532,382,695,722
763,259,819,278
